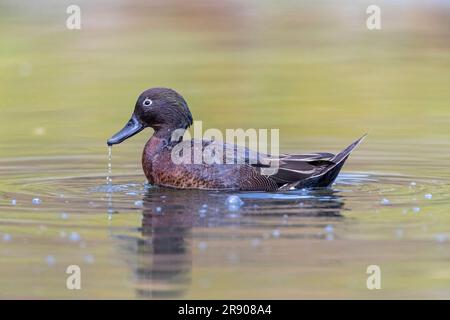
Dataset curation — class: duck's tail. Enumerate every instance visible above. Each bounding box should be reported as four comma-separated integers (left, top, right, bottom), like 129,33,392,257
279,134,367,190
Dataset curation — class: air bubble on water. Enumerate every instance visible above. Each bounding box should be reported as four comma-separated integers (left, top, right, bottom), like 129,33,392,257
410,182,417,187
424,194,433,200
32,198,42,205
226,196,243,211
45,255,56,266
198,242,208,251
60,212,69,220
381,198,390,205
155,207,162,213
11,199,17,206
324,224,334,234
2,233,12,242
412,207,421,213
226,195,243,207
202,204,208,208
272,229,281,238
134,200,143,208
69,232,81,242
84,254,95,264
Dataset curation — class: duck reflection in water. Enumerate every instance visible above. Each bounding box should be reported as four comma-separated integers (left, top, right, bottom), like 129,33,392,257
114,186,346,298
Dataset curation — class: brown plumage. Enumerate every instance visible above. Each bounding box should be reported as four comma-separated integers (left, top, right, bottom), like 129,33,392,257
108,87,365,191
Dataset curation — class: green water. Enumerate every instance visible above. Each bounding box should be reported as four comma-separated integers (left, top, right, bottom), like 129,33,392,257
0,0,450,298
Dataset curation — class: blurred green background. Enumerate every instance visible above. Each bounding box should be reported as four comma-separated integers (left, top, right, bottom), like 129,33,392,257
0,0,449,158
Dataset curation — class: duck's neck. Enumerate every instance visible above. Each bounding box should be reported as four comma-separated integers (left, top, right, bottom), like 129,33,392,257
142,132,169,183
144,126,184,157
142,126,187,184
153,125,186,142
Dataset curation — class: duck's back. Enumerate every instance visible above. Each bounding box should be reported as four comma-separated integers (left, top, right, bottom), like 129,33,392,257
142,138,279,191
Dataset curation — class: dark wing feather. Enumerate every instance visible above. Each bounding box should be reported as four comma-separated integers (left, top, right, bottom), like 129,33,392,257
268,153,336,185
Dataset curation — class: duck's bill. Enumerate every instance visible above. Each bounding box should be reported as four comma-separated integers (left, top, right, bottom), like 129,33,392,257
107,114,145,146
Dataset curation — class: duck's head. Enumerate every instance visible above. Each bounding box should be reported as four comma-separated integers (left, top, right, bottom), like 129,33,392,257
107,87,193,146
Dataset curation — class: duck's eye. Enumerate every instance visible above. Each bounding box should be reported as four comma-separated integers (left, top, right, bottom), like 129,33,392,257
143,98,153,107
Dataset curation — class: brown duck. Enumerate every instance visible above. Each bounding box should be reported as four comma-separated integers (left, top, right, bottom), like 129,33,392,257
107,88,365,191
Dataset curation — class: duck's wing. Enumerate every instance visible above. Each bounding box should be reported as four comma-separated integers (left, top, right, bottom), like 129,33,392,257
169,135,365,190
171,139,336,174
171,139,273,167
268,152,337,185
274,135,367,189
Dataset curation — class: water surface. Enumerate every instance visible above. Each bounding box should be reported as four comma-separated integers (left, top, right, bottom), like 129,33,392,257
1,0,450,299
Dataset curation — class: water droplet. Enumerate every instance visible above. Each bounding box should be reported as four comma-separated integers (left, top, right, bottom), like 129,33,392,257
60,212,69,220
410,182,417,187
272,229,281,238
424,194,433,200
69,232,81,242
198,242,208,251
45,255,56,266
324,224,334,233
155,207,162,213
381,198,390,205
134,200,143,208
11,199,17,205
412,207,421,213
202,204,208,208
198,208,207,215
32,198,42,205
2,233,12,242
